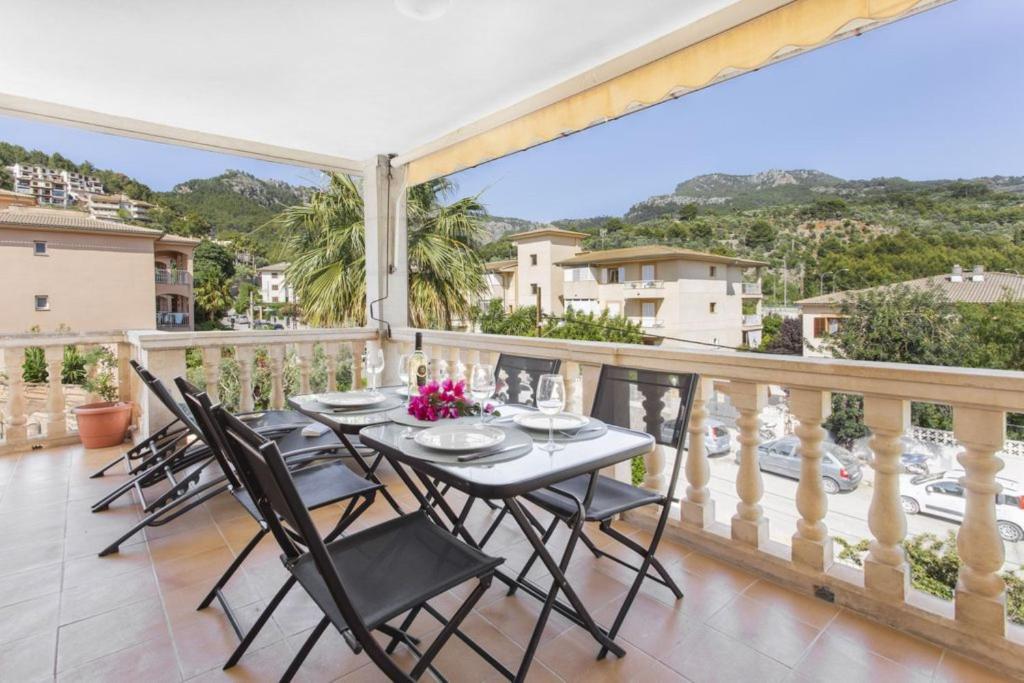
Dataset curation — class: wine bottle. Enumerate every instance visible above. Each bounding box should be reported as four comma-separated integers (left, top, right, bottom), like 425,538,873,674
407,332,429,396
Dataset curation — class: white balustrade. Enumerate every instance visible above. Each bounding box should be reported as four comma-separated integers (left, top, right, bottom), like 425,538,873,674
296,342,314,395
864,396,911,599
3,347,28,446
789,388,833,571
201,346,221,402
681,378,715,528
268,345,286,410
235,346,256,412
44,345,67,438
724,380,768,548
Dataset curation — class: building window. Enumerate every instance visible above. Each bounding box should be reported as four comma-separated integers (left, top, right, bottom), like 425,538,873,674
35,295,49,311
641,264,655,281
529,254,538,266
34,241,47,255
709,302,717,314
813,316,842,338
709,266,717,277
272,284,279,291
607,267,622,284
530,283,539,295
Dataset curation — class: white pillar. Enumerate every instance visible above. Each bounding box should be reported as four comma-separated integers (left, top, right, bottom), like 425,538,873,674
268,345,286,410
236,346,255,412
864,396,910,600
681,378,715,528
201,346,221,402
135,346,187,435
954,406,1007,635
725,381,768,548
3,348,28,446
43,346,67,439
789,388,833,571
363,155,409,336
295,342,314,395
324,342,341,392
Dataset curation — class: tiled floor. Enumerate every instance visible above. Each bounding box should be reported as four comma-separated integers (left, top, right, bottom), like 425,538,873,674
0,441,1014,682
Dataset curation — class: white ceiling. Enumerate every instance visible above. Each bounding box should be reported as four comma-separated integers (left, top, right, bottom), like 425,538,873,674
0,0,759,166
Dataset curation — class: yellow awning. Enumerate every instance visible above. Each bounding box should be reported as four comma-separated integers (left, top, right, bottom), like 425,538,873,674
407,0,941,185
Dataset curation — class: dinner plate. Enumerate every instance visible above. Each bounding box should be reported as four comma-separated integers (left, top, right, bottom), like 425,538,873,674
395,386,410,397
513,412,589,432
414,424,506,453
317,391,388,408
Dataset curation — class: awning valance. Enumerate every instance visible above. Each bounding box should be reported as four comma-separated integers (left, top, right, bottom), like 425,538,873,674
405,0,944,185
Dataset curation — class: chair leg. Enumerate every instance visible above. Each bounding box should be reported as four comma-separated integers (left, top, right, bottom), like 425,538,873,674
224,576,297,669
599,521,683,598
281,615,329,683
198,528,266,610
410,576,492,680
507,516,559,596
479,504,509,548
386,606,422,654
579,530,605,559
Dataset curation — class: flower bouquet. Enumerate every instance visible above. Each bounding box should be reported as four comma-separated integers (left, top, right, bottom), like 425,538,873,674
408,379,496,422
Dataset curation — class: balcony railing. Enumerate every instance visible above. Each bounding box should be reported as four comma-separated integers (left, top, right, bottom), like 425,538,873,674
154,269,192,285
629,316,664,328
742,282,762,295
156,312,190,328
2,325,1023,676
623,279,664,290
742,313,762,326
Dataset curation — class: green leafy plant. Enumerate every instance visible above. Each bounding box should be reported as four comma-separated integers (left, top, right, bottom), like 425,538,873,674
81,347,120,403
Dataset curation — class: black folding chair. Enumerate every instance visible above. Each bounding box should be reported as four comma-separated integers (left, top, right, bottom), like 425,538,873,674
519,364,698,658
93,363,340,557
213,403,506,682
493,353,561,408
177,379,380,655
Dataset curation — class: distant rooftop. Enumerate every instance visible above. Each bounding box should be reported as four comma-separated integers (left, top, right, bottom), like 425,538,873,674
484,259,517,272
797,266,1024,306
556,245,767,268
0,206,163,238
506,228,587,242
258,262,290,272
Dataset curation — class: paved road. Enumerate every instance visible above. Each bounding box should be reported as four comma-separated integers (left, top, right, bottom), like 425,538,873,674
703,453,1024,571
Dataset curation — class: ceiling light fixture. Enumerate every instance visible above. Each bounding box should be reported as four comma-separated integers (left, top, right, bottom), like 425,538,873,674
394,0,452,22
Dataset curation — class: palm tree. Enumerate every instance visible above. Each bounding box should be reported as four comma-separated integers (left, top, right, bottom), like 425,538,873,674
194,277,232,323
275,174,487,329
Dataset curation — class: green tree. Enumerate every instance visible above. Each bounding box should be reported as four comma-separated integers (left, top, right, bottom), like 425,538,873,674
194,277,232,324
959,299,1024,371
278,174,487,329
802,197,849,220
744,220,777,249
677,203,698,221
234,282,261,315
0,165,11,190
193,239,236,285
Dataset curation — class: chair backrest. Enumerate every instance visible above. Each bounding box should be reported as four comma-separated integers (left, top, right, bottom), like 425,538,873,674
212,405,412,681
590,365,699,502
175,376,246,491
131,360,201,435
494,354,562,407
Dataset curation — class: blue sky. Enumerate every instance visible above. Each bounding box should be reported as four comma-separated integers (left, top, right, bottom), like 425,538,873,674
1,0,1020,222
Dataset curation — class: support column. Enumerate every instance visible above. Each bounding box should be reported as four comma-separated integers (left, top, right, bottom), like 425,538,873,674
364,155,409,337
681,378,715,528
864,396,911,601
725,381,768,548
954,407,1007,635
236,346,255,412
43,346,67,439
135,346,187,435
789,388,833,571
3,348,28,446
201,346,221,402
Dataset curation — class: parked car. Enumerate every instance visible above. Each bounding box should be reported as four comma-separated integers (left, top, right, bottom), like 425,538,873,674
662,418,731,457
236,315,250,325
755,435,862,493
900,452,930,476
901,472,1024,542
253,321,284,330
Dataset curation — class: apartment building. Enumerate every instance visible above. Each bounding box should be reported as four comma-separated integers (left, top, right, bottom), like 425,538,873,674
483,228,765,348
9,163,70,207
798,265,1024,357
0,206,198,333
80,192,155,223
258,262,297,303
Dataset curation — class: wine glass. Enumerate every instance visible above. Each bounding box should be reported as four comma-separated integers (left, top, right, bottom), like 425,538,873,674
397,353,411,402
435,359,450,382
470,364,495,425
365,348,385,394
537,374,566,452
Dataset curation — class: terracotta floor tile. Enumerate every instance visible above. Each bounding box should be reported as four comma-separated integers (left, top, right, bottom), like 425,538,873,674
154,546,241,593
477,591,575,648
186,639,296,683
283,623,371,683
825,609,942,675
537,623,686,682
171,600,284,679
592,591,702,656
56,597,170,672
0,561,63,610
0,593,61,646
791,632,929,683
933,651,1016,683
660,623,791,683
160,571,261,629
741,579,839,630
59,564,160,625
705,594,822,667
0,629,57,682
147,523,229,564
62,542,152,590
55,635,180,683
0,538,65,577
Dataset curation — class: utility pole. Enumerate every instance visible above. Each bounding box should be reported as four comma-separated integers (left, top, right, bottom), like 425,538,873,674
535,286,543,334
782,259,788,307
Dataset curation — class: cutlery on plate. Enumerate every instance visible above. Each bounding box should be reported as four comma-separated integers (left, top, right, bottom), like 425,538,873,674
457,443,524,462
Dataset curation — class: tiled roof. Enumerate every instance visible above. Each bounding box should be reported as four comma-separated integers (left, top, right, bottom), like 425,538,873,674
507,228,587,241
797,271,1024,306
556,245,767,268
0,207,163,237
257,261,290,271
156,233,202,246
484,259,517,272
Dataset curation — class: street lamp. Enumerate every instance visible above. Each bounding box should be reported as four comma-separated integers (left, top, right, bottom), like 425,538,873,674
830,268,850,293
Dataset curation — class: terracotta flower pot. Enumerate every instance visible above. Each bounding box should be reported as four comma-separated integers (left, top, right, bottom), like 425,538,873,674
73,401,133,449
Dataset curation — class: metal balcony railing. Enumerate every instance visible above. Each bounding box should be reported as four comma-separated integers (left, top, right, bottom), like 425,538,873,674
623,280,664,290
742,282,762,295
154,269,192,285
156,311,190,328
742,313,762,326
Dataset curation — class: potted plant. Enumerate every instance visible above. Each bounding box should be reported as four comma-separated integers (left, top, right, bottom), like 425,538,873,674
72,347,132,448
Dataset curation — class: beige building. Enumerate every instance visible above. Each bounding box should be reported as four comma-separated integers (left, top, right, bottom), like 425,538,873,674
258,262,297,303
798,265,1024,357
0,206,198,333
80,192,155,223
483,229,765,348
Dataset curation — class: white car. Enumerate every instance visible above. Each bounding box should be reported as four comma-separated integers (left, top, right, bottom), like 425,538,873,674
900,472,1024,543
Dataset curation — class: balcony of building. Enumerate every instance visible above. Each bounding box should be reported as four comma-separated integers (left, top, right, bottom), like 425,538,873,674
742,282,763,297
0,327,1021,680
742,313,762,328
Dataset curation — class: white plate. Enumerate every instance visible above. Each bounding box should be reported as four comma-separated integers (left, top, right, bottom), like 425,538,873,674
513,412,589,432
414,424,506,453
318,391,388,408
395,386,410,397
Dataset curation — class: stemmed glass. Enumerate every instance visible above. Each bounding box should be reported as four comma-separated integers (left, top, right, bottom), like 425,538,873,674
435,359,450,382
470,364,495,425
397,353,411,402
365,348,385,394
537,374,566,452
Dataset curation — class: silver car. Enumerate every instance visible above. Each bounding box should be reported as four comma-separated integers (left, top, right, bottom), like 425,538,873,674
756,435,862,493
664,419,732,457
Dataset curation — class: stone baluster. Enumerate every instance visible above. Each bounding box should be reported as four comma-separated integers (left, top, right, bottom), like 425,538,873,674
43,346,67,439
450,347,465,382
466,349,482,384
789,388,833,571
560,360,582,414
324,342,341,392
2,348,28,446
82,345,102,404
724,381,768,548
350,341,365,390
116,342,132,405
236,346,255,412
864,396,911,600
681,378,715,528
201,346,221,402
638,378,668,492
954,407,1008,635
579,362,602,417
268,345,286,410
296,342,314,395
